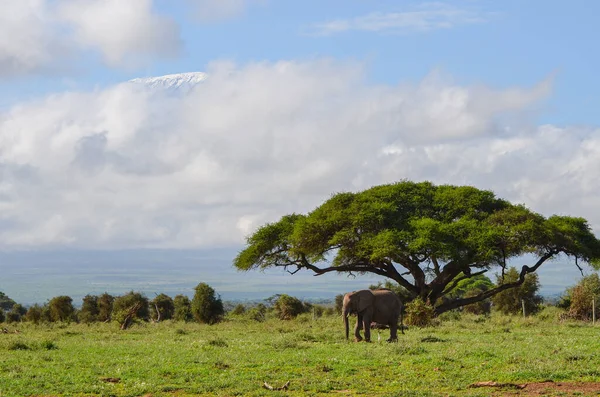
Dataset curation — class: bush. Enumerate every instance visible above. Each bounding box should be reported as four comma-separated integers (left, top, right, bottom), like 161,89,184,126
48,296,75,322
462,288,492,315
112,291,149,325
191,283,224,324
492,267,543,315
150,294,175,322
6,304,26,323
0,308,4,323
273,294,305,320
564,274,600,320
0,291,17,312
405,297,435,327
173,295,192,322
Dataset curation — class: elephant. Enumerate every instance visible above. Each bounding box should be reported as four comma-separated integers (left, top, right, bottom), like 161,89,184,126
342,289,404,342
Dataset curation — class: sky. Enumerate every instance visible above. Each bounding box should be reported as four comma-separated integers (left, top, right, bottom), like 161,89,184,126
0,0,599,302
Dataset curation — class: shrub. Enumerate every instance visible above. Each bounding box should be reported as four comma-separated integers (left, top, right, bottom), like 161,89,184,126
273,294,305,320
462,288,492,315
112,291,149,325
150,294,175,322
6,304,26,323
405,297,435,327
173,295,192,322
48,296,75,322
191,283,224,324
0,308,4,323
492,267,543,315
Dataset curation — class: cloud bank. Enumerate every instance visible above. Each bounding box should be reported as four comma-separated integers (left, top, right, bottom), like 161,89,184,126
0,59,597,250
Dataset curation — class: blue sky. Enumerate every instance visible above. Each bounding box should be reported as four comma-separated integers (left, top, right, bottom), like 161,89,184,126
0,0,599,302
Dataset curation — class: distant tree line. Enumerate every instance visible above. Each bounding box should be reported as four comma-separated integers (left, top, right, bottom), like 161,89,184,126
0,283,225,327
2,270,600,327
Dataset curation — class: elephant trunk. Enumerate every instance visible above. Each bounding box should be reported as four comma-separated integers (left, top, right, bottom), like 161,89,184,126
343,304,350,340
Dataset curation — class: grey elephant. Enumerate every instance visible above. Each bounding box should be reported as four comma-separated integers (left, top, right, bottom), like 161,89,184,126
342,289,404,342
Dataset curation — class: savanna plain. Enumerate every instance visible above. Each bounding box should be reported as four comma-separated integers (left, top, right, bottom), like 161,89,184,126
3,308,600,397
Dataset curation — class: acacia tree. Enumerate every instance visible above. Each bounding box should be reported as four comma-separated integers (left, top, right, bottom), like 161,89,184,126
234,181,600,315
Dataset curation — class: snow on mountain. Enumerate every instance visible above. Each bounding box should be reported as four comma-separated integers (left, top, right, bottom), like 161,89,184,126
128,72,207,93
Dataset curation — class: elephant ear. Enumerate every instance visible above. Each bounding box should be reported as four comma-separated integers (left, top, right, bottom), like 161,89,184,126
356,290,374,313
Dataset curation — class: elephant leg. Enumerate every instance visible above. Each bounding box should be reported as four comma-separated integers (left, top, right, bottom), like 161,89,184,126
354,314,363,342
387,322,398,343
363,315,372,342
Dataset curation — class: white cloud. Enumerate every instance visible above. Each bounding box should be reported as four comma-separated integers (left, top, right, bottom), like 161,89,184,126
0,0,67,77
0,0,181,77
1,59,598,250
185,0,265,22
310,2,490,36
57,0,181,68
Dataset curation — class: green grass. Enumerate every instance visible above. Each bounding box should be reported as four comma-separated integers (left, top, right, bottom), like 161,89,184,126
1,310,600,396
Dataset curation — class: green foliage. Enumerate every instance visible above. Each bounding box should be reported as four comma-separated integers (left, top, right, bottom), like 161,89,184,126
234,180,600,314
449,273,494,315
405,297,435,327
273,294,306,320
150,293,175,321
0,308,4,323
79,295,99,323
492,267,543,315
0,291,17,311
191,283,224,324
97,293,114,322
6,304,26,323
563,273,600,320
48,296,75,323
112,291,149,324
173,294,192,322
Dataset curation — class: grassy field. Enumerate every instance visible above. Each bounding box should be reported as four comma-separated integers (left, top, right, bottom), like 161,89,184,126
2,309,600,396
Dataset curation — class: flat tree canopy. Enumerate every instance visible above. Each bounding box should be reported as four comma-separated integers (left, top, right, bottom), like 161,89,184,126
234,181,600,314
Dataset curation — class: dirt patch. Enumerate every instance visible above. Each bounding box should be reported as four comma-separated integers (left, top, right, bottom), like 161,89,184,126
490,381,600,396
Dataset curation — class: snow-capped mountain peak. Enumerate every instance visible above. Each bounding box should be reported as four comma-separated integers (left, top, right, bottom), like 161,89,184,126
129,72,207,90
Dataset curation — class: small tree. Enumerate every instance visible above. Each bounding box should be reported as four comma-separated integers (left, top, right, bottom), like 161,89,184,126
48,296,75,322
450,273,494,315
0,291,16,312
112,291,149,326
273,294,306,320
173,295,192,322
492,267,542,315
97,293,114,322
191,283,224,324
79,295,99,323
150,294,175,322
0,308,5,323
